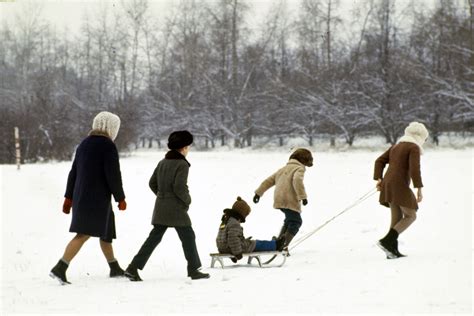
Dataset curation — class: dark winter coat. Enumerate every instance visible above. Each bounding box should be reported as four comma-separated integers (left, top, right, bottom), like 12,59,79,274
374,142,423,210
216,210,257,255
65,132,125,238
149,150,192,227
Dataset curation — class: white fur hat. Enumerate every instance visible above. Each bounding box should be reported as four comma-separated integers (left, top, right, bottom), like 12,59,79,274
92,111,121,141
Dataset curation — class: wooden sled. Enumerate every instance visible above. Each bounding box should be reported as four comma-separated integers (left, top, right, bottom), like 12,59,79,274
210,250,288,268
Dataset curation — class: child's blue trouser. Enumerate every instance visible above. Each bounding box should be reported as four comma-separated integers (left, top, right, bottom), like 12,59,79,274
254,240,276,251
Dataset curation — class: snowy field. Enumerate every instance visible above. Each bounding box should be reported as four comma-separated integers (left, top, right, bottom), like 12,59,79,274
1,148,472,315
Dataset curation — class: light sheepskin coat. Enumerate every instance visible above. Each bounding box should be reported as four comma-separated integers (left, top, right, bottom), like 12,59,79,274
255,159,307,213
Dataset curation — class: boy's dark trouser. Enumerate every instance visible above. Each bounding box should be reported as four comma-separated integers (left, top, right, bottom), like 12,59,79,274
130,225,202,274
280,208,303,236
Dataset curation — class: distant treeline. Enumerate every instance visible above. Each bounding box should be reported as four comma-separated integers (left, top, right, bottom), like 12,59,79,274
1,0,472,163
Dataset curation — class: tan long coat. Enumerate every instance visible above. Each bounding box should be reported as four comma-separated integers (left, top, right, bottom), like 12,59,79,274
255,159,307,212
374,142,423,210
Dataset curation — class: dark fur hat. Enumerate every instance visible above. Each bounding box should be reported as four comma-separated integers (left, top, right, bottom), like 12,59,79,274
289,148,313,167
168,130,193,150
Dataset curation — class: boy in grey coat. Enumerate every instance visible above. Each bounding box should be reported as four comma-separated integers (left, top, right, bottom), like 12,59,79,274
216,197,285,262
125,131,209,281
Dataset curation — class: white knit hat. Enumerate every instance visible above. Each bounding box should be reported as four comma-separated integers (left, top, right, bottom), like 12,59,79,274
405,122,429,142
399,121,429,150
92,111,121,141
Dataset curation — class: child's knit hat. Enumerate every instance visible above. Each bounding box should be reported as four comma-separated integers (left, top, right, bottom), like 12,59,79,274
92,111,121,141
232,197,251,220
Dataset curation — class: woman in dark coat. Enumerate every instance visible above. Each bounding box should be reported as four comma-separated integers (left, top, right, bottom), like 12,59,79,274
50,111,127,285
374,122,429,259
124,131,210,281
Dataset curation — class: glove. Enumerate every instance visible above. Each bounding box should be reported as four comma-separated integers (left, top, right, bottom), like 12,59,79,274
63,198,72,214
253,194,260,204
231,253,243,263
302,199,308,206
118,200,127,211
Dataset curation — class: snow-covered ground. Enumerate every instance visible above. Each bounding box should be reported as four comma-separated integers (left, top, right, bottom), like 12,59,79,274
1,148,472,315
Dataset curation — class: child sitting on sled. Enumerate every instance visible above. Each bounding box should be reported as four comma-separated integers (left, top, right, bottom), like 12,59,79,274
216,197,286,262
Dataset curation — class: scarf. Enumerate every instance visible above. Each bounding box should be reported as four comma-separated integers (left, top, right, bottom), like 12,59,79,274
165,150,191,167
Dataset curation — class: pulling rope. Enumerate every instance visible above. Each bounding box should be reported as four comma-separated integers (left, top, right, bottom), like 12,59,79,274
289,187,378,251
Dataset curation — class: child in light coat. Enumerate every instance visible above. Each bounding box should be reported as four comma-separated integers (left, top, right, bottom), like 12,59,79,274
374,122,429,258
216,197,285,262
253,148,314,248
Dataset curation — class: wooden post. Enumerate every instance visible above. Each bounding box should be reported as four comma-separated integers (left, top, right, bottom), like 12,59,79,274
14,127,21,170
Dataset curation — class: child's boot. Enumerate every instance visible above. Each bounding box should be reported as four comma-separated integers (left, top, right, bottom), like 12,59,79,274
283,231,295,248
108,260,125,277
391,239,406,258
124,265,142,281
276,235,286,251
188,269,210,280
50,259,71,285
274,225,287,240
281,231,295,255
377,228,399,259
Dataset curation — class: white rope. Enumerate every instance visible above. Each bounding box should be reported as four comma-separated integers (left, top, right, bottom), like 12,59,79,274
289,188,378,251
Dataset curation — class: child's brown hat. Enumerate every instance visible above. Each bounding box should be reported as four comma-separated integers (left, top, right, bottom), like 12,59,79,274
290,148,313,167
232,197,251,219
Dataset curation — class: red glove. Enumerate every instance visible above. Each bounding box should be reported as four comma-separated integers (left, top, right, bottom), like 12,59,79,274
63,198,72,214
118,200,127,211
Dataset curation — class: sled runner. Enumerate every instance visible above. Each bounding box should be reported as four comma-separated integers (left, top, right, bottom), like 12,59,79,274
210,250,288,268
262,251,289,265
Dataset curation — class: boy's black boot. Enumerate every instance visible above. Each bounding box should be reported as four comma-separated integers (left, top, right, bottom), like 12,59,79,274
277,225,288,239
276,235,286,251
50,259,71,285
124,265,142,282
377,228,399,259
109,260,125,277
283,231,295,250
188,269,210,280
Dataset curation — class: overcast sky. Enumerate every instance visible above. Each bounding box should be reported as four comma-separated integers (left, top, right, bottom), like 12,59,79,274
0,0,468,40
1,0,278,33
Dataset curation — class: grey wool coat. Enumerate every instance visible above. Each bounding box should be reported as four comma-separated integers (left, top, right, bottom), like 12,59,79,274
216,212,256,255
149,150,192,227
374,142,423,210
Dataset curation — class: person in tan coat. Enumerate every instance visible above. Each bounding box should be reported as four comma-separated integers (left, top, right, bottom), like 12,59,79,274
374,122,429,259
253,148,313,248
